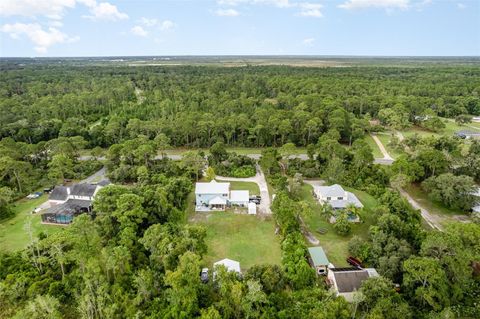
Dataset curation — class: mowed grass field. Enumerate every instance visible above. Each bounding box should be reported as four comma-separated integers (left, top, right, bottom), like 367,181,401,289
191,212,282,270
0,195,64,252
300,183,378,267
227,181,260,195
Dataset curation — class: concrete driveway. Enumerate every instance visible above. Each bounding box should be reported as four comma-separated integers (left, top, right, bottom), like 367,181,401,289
216,165,271,215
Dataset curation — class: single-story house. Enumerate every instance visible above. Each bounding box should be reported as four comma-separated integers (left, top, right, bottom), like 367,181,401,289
327,267,379,302
42,181,108,225
308,247,330,275
214,258,241,274
195,180,250,212
455,130,480,139
313,184,363,210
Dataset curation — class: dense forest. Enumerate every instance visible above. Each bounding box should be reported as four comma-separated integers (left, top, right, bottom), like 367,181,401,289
0,61,479,319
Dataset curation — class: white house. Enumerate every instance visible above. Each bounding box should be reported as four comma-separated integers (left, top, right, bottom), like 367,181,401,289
313,184,363,210
327,268,379,302
195,180,250,212
48,183,103,206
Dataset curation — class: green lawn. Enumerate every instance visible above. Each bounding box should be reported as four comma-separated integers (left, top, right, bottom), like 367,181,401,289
191,212,282,269
363,135,383,158
300,183,378,267
0,195,64,252
399,119,480,140
226,180,260,195
376,133,404,159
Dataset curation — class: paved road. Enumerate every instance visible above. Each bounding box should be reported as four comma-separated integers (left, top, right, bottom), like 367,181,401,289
80,152,391,165
399,189,443,231
216,165,271,215
80,166,107,184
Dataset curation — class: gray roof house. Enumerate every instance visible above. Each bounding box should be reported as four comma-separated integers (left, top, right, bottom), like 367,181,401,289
327,267,379,302
42,181,108,225
313,184,363,210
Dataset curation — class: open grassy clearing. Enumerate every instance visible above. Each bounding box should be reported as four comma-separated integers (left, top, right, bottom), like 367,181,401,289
0,195,64,252
300,183,379,267
191,211,282,270
363,135,383,158
403,183,467,224
375,133,404,159
399,118,480,140
226,181,260,195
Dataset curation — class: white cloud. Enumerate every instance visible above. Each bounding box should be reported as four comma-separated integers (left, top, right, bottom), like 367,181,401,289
0,0,128,21
83,2,128,21
302,37,315,46
457,3,466,9
131,25,148,37
160,20,175,30
298,2,323,17
217,0,292,8
338,0,410,10
1,23,79,53
138,18,175,31
49,20,64,28
215,8,241,16
0,0,76,19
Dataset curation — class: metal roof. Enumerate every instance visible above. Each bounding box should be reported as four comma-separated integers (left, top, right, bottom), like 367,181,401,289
214,258,241,273
195,180,230,194
230,190,249,202
314,184,346,197
328,192,364,209
308,246,330,266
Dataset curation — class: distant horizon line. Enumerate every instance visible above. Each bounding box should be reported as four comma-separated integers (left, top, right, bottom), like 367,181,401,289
1,54,479,59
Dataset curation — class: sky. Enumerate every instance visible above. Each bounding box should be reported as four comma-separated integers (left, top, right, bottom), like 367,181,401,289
0,0,479,57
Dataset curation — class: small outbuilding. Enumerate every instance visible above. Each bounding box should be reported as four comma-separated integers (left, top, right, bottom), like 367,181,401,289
214,258,241,274
308,247,330,275
248,202,257,215
230,190,250,207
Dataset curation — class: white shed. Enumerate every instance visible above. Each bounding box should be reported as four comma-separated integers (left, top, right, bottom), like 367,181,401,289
248,202,257,215
214,258,241,274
